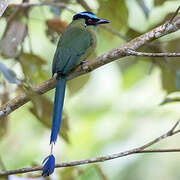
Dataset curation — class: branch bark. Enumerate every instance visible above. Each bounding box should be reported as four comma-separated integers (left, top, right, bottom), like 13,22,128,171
0,119,180,176
0,15,180,120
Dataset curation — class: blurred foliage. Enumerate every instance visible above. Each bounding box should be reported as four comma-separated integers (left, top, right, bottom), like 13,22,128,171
29,94,69,142
97,0,128,30
0,82,9,140
20,53,48,83
0,61,20,84
67,74,91,95
137,0,150,18
0,20,27,58
0,0,180,180
154,0,164,6
46,18,68,43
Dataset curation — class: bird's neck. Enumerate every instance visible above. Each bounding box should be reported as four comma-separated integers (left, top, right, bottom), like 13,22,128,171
70,19,97,33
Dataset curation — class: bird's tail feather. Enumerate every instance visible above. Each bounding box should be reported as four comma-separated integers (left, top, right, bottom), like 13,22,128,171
50,75,66,144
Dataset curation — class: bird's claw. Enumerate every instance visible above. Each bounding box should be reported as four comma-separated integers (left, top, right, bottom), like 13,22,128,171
80,60,90,71
80,60,88,65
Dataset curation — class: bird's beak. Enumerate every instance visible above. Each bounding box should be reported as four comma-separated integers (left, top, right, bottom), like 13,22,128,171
96,19,111,25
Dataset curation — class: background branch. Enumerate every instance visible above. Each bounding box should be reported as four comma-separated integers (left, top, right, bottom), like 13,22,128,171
0,15,180,120
76,0,91,12
9,2,76,13
0,0,11,17
0,119,180,176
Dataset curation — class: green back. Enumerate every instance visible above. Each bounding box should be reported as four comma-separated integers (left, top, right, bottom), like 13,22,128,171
52,23,92,76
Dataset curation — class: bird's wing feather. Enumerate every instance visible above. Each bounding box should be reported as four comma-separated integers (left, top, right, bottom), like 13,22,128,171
52,26,92,75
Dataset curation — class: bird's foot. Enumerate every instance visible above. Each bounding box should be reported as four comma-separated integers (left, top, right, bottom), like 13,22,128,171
80,60,90,71
80,60,88,65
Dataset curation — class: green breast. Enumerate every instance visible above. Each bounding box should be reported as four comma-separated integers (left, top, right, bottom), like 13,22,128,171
80,24,97,62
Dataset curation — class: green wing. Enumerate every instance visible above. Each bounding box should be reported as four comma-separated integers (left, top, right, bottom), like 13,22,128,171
52,26,92,76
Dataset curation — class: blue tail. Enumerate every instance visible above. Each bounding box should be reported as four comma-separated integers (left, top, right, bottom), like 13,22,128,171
50,75,66,144
42,75,66,177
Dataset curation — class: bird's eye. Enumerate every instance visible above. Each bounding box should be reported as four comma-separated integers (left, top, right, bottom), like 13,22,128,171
88,19,93,23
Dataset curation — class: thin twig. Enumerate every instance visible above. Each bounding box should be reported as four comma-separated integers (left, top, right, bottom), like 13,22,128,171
169,5,180,23
0,119,180,176
137,0,150,18
124,49,180,57
1,148,180,176
9,2,76,13
0,15,180,119
76,0,91,12
95,165,108,180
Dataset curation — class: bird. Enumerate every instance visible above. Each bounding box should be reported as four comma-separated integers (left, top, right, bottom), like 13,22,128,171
42,11,111,177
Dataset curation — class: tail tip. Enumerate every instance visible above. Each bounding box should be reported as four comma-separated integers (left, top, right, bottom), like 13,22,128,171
42,154,55,177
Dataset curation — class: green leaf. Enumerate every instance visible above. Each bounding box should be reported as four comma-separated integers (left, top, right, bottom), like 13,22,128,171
160,67,176,93
157,37,180,93
157,38,180,93
154,0,165,6
0,61,20,84
0,21,27,58
158,61,180,93
20,53,48,83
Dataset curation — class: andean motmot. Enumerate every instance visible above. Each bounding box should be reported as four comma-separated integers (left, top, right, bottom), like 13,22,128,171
42,11,111,177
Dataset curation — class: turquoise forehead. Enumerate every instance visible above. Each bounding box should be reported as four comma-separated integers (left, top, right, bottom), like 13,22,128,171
76,12,98,19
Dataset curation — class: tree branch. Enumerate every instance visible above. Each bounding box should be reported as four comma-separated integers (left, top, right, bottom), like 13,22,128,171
0,15,180,119
169,5,180,23
0,119,180,176
124,49,180,57
0,0,11,17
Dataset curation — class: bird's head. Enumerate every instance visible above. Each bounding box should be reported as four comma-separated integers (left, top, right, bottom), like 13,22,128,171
73,12,111,27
